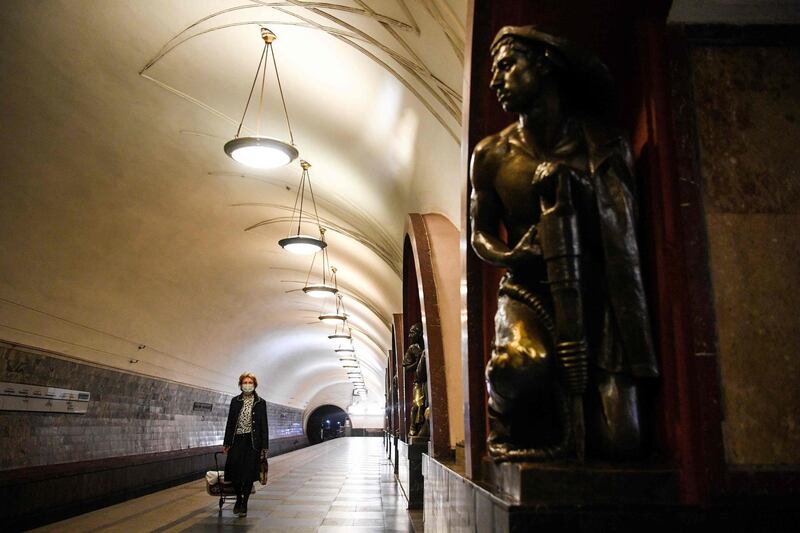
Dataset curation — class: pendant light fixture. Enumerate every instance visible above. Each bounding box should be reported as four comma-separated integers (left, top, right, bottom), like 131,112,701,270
319,293,347,324
225,27,298,169
302,255,337,299
328,323,352,342
279,161,326,254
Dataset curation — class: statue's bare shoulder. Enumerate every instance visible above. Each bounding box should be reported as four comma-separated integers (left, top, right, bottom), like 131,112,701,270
471,123,518,190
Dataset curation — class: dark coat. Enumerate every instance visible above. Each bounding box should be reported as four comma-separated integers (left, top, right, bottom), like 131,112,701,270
223,392,269,451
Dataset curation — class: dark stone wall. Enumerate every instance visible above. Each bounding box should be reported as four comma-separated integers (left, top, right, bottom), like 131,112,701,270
0,343,305,470
691,45,800,466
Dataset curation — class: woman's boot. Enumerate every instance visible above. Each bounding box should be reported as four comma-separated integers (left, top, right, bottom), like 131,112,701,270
233,484,243,515
240,483,252,516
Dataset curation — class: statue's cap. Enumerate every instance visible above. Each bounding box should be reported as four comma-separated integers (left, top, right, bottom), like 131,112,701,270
491,25,614,110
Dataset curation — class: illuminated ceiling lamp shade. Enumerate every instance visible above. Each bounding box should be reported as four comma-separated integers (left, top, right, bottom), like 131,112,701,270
319,293,347,324
303,285,337,298
302,245,337,298
328,323,352,342
225,27,298,169
334,346,355,354
319,313,347,325
279,160,327,254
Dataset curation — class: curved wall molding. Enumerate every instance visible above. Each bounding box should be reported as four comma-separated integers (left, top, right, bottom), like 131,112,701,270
403,213,450,458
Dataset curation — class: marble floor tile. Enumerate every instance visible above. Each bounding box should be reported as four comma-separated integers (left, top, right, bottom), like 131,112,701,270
35,437,418,533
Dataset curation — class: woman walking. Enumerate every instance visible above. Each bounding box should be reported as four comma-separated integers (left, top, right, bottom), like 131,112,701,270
223,372,269,516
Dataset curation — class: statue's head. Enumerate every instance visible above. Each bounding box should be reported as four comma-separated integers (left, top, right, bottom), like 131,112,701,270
490,35,558,113
490,26,613,115
409,323,423,339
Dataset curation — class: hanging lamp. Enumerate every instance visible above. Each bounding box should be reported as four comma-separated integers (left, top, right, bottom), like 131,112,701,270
319,293,347,324
328,323,352,342
279,161,326,254
303,256,338,299
225,27,298,169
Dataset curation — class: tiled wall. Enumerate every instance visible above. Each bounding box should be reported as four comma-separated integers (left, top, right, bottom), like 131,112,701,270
0,343,304,470
267,401,305,439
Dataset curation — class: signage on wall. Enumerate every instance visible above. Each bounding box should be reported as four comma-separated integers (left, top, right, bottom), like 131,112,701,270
192,401,213,413
0,381,90,414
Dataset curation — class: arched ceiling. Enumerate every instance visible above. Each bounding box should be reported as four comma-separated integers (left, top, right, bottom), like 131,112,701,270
0,0,465,411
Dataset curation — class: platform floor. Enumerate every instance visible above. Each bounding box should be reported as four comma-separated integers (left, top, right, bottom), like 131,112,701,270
32,437,415,533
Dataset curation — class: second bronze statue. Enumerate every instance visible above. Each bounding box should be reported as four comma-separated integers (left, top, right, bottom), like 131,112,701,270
470,26,659,462
403,323,429,441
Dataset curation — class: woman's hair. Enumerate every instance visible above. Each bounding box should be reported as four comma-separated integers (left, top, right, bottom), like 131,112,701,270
238,372,258,388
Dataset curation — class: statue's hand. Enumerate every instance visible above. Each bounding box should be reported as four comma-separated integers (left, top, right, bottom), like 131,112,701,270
508,225,541,268
533,162,577,212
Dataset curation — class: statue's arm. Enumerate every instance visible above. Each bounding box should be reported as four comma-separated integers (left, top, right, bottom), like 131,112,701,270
469,138,515,267
403,345,421,368
470,138,539,269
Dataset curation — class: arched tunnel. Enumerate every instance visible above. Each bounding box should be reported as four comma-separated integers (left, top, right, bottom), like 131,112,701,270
306,404,350,444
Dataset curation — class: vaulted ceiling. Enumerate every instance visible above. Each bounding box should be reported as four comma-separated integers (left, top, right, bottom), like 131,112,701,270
0,0,465,412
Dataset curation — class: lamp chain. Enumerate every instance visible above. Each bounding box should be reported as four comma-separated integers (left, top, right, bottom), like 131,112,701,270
270,42,295,145
305,166,324,236
296,167,307,236
236,42,268,139
256,43,269,136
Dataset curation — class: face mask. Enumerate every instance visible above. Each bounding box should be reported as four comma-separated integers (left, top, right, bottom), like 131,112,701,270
241,384,255,394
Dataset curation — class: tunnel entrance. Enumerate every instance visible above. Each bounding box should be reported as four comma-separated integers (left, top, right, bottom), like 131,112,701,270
306,405,350,444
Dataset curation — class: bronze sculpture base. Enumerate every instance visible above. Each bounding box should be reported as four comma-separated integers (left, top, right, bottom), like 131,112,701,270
483,457,677,505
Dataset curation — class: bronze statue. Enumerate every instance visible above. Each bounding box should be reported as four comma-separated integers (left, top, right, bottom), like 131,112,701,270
403,323,429,440
391,373,399,437
470,26,659,462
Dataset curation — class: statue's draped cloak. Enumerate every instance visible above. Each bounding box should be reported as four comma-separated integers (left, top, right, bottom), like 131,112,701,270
583,121,659,378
